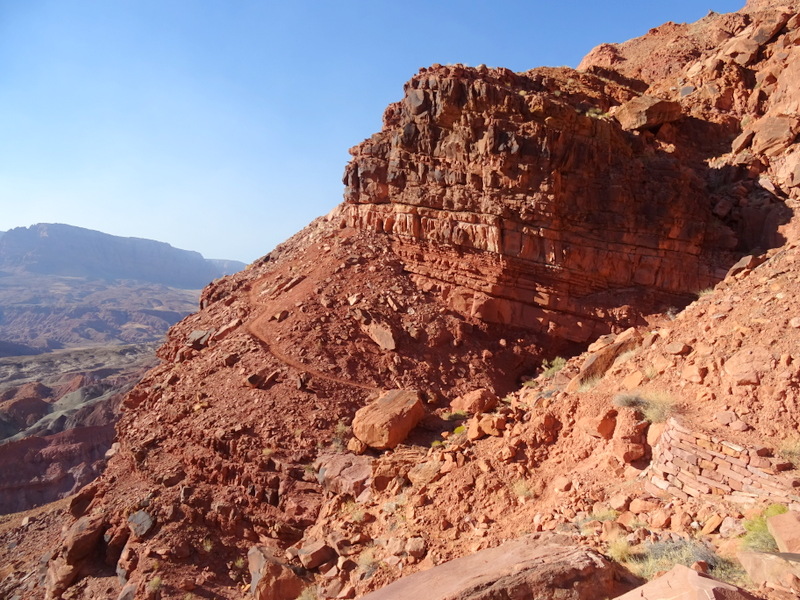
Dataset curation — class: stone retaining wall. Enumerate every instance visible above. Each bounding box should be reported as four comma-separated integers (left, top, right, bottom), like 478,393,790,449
646,418,800,507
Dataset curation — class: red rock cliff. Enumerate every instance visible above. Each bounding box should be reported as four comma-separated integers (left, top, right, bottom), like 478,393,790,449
341,65,741,342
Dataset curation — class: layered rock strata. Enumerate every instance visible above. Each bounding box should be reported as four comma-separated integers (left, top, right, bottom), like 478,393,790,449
342,65,743,342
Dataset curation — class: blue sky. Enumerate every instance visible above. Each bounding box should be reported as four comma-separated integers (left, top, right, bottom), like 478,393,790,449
0,1,744,263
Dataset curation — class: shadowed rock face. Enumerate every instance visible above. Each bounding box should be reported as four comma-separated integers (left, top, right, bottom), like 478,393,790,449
342,65,742,342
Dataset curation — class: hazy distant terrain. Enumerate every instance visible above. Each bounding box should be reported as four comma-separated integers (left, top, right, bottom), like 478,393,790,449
0,223,246,513
0,223,246,354
0,223,245,287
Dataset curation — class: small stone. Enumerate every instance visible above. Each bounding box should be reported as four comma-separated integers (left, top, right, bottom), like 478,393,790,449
665,342,691,355
690,560,709,574
450,389,498,414
700,513,724,536
552,476,572,493
720,516,746,539
629,498,660,515
347,437,367,455
715,411,737,425
127,510,154,539
608,493,631,512
298,540,336,570
729,420,750,432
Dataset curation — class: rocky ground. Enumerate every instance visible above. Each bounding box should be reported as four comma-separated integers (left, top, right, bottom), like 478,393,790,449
4,0,800,599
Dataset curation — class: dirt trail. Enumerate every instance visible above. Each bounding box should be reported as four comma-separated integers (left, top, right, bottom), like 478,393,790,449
245,276,382,392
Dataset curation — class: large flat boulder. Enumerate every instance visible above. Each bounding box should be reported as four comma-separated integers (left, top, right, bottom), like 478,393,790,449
352,390,425,450
615,95,682,130
768,511,800,553
738,551,800,593
616,564,758,599
359,534,626,600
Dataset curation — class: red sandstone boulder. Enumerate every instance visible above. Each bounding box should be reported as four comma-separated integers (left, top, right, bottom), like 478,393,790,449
314,452,373,501
352,390,425,449
615,95,682,130
738,551,800,593
767,511,800,552
566,328,642,392
248,546,305,600
616,564,758,599
450,388,499,414
750,115,800,157
359,534,627,600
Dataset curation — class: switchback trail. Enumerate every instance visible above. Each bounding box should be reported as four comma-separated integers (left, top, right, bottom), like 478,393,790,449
245,275,383,392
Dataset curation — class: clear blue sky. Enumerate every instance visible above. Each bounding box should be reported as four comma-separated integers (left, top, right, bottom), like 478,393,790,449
0,0,744,263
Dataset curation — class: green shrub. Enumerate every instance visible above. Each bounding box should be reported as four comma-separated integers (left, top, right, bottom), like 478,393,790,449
541,356,567,378
443,410,467,421
741,504,788,552
148,575,163,591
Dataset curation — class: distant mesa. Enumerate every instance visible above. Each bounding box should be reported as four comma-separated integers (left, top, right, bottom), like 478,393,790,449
0,223,247,354
0,223,245,289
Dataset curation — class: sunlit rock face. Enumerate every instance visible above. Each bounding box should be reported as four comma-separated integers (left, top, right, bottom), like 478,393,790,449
342,64,739,342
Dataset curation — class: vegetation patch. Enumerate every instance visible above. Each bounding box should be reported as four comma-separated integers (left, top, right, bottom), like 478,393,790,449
541,356,567,378
779,439,800,469
578,376,602,393
629,538,733,580
614,391,675,423
443,410,468,421
510,479,534,500
741,503,788,552
296,586,318,600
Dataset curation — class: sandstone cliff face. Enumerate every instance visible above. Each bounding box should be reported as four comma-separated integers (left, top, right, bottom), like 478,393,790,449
342,64,741,342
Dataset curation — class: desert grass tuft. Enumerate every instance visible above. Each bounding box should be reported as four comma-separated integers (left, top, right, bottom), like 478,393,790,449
614,390,675,423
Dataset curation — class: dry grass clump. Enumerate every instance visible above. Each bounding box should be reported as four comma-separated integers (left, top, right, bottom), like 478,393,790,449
606,537,633,563
511,479,534,499
606,537,747,587
296,586,318,600
613,390,676,423
779,438,800,468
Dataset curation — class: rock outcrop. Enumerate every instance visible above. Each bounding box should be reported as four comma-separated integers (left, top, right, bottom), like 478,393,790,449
359,534,630,600
342,63,745,343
